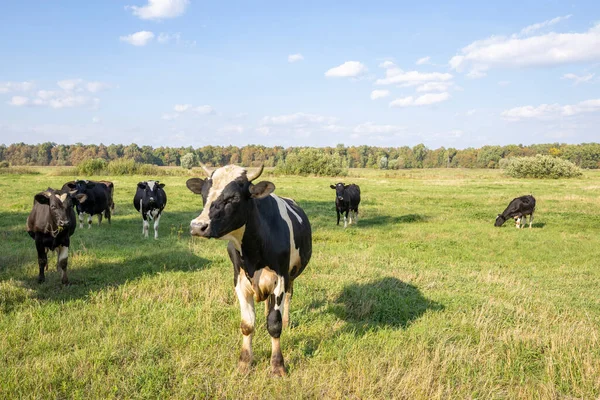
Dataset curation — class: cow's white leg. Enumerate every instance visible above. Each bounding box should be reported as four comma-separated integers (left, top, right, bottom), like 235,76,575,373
343,215,347,228
79,212,84,228
56,246,69,284
153,214,161,239
235,271,255,373
143,220,149,238
87,215,92,229
515,217,521,229
529,212,534,229
268,275,286,376
282,281,293,329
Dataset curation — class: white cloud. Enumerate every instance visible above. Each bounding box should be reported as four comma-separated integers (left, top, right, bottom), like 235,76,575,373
119,31,155,46
195,105,215,115
288,53,304,63
466,109,477,116
92,116,101,124
57,79,83,91
389,92,450,108
416,82,452,92
5,79,110,110
127,0,189,20
54,79,112,93
325,61,368,78
370,89,390,100
219,125,244,134
562,73,595,84
502,98,600,120
161,113,179,121
0,81,34,93
157,32,196,47
379,61,396,69
353,122,404,135
261,112,337,125
375,68,453,86
416,56,431,65
174,104,192,112
9,96,29,106
450,22,600,76
520,14,571,36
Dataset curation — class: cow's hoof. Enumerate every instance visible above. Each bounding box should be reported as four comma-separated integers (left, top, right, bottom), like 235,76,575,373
61,278,70,285
37,276,45,284
271,364,287,377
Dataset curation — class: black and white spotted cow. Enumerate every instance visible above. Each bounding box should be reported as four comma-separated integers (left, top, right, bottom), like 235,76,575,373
186,164,312,376
133,180,167,239
26,188,86,284
62,180,114,229
330,182,361,228
495,195,536,228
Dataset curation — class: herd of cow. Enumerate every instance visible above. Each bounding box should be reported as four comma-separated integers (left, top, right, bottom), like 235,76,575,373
24,163,536,375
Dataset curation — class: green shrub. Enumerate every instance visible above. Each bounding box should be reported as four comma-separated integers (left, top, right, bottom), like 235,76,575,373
504,155,583,179
77,158,107,175
180,153,196,170
275,149,348,177
137,163,159,175
107,159,138,175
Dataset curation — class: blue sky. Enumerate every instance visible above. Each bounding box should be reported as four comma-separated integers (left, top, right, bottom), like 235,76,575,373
1,0,599,149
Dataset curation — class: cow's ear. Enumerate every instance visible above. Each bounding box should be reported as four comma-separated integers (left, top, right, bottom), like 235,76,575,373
158,183,165,188
249,181,275,199
75,193,88,204
186,178,205,194
65,182,76,190
137,182,147,190
34,192,51,205
330,185,336,189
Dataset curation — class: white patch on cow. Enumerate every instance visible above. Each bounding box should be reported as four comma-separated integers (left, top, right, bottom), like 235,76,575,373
273,275,285,312
57,246,68,263
222,225,246,254
236,267,256,332
192,165,246,228
343,215,347,228
282,199,303,224
270,194,301,275
79,212,84,228
153,213,161,239
87,215,92,229
147,180,156,191
143,219,149,238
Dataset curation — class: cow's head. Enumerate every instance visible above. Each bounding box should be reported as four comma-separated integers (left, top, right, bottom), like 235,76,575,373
494,214,506,227
63,180,95,205
330,183,349,202
186,164,274,238
137,180,165,207
34,188,87,232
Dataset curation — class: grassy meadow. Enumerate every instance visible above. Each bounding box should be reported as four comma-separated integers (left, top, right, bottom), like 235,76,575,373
1,167,600,399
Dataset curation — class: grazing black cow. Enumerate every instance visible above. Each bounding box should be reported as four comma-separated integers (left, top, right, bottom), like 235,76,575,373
26,188,86,284
62,180,114,229
330,182,361,228
186,164,312,376
495,195,536,228
133,180,167,239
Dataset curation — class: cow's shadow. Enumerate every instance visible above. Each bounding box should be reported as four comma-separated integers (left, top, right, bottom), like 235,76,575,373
330,277,442,334
357,213,430,227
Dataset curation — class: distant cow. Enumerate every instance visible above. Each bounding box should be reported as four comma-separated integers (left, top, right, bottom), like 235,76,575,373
495,195,536,228
330,182,361,228
26,188,86,284
133,180,167,239
62,180,114,228
186,164,312,376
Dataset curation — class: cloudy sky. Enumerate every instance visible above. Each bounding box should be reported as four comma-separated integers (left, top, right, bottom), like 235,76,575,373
1,0,599,149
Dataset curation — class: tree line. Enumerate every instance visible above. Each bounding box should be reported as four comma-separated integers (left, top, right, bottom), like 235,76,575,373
1,142,599,169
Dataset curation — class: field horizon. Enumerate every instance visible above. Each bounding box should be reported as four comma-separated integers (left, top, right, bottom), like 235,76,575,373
1,167,599,399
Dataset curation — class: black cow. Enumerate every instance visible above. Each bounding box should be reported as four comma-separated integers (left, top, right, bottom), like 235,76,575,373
495,195,536,228
133,180,167,239
26,188,86,284
330,182,361,228
62,180,114,229
186,164,312,376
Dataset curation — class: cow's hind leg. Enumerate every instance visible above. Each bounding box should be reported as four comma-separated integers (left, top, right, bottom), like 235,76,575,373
529,212,534,229
79,212,85,229
56,246,69,285
153,214,161,239
97,213,103,226
343,210,348,228
282,281,293,329
35,239,47,283
105,208,111,225
336,209,340,225
268,276,286,376
235,271,255,373
143,218,149,238
88,215,93,229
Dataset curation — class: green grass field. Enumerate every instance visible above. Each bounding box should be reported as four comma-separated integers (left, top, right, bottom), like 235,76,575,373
1,168,600,399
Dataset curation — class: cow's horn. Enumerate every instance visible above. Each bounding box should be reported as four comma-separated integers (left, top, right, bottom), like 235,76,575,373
199,162,212,177
247,164,264,182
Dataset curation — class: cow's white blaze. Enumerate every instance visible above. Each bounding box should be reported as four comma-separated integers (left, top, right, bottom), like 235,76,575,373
270,194,301,274
191,165,245,228
147,180,156,191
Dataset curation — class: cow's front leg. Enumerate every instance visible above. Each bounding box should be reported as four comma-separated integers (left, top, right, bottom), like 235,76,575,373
235,272,255,373
36,239,47,283
153,213,161,239
79,212,85,228
87,215,93,229
336,209,340,225
343,210,348,228
56,246,69,284
529,212,534,229
142,214,149,238
268,276,286,376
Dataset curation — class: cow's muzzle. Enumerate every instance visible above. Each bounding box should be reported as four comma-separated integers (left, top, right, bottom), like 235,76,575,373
338,196,344,201
190,221,210,237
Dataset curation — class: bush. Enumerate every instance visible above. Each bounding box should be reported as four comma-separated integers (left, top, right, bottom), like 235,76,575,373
181,153,196,170
77,158,107,175
504,155,583,179
107,159,138,175
0,161,9,168
275,149,348,177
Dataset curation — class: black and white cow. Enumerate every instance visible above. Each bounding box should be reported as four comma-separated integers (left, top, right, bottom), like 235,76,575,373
26,188,86,284
62,180,114,229
495,195,536,228
330,182,361,228
133,180,167,239
186,164,312,376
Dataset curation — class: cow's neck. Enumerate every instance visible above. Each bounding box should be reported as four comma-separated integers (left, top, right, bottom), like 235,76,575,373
235,199,269,277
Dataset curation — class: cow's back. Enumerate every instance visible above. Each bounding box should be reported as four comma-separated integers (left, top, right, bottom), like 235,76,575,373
347,184,361,209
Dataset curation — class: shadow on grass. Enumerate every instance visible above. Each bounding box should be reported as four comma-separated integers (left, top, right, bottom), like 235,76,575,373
330,277,443,333
358,213,430,227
